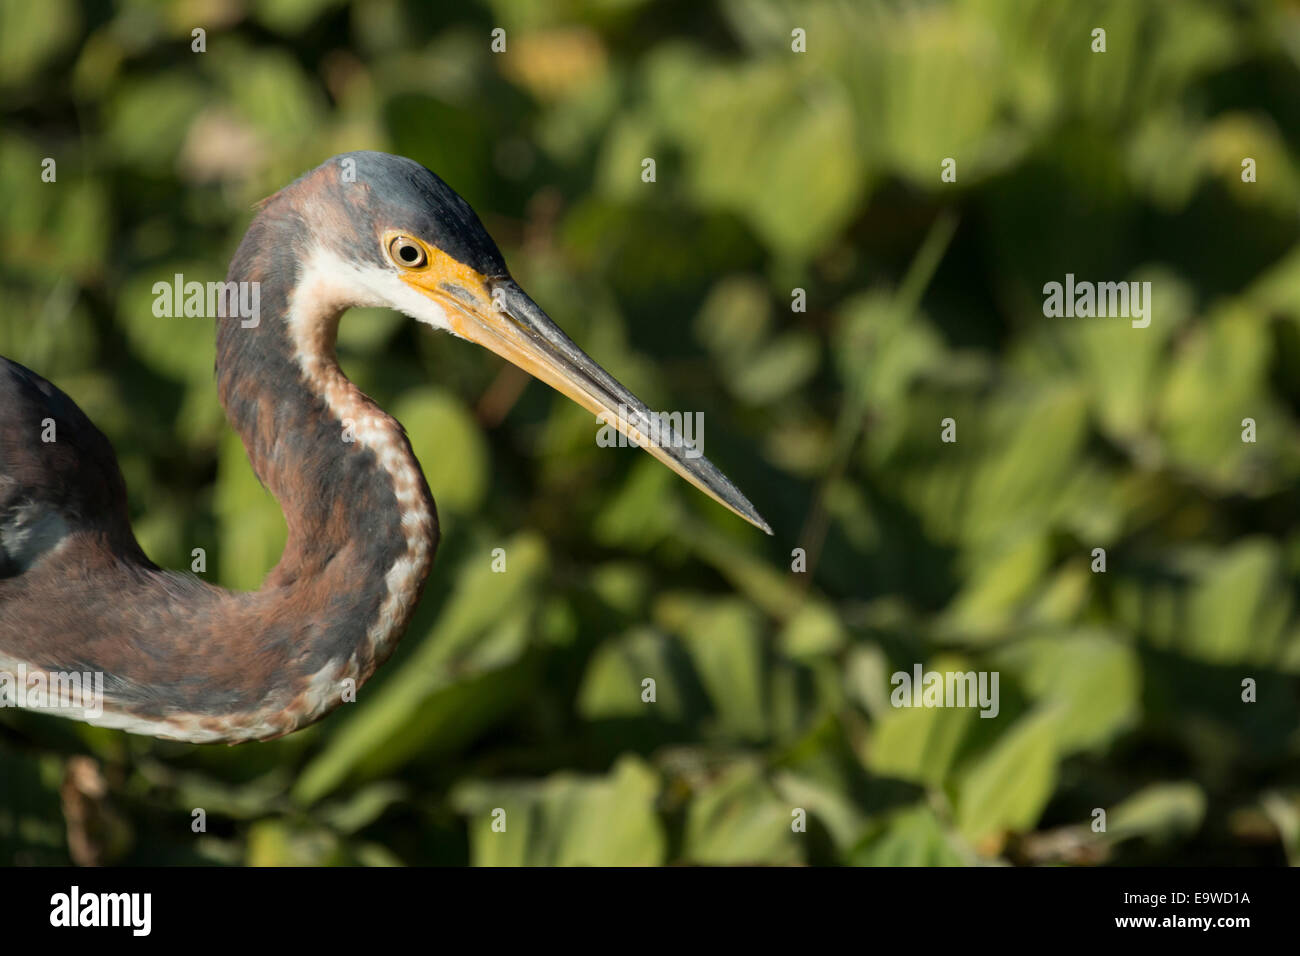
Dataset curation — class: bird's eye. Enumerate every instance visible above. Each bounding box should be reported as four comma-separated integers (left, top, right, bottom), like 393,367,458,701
388,235,427,269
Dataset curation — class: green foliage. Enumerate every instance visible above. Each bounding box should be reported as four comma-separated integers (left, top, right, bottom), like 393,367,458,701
2,0,1299,866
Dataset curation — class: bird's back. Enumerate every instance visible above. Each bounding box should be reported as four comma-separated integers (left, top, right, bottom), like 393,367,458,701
0,356,143,577
0,356,298,740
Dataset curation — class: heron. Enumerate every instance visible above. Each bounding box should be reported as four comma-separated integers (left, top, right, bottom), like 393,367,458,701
0,151,770,744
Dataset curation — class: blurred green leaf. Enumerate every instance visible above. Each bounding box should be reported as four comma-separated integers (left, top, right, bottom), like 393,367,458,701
849,804,966,867
452,756,665,866
955,707,1060,842
681,762,801,865
1107,782,1206,845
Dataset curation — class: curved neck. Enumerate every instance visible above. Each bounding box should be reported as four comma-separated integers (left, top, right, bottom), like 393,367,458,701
220,227,438,590
211,216,440,720
0,210,438,745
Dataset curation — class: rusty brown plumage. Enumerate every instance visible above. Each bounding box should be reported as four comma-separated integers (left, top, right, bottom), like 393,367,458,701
0,151,770,744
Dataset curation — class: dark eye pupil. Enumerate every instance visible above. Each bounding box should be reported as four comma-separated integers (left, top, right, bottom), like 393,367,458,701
400,244,419,262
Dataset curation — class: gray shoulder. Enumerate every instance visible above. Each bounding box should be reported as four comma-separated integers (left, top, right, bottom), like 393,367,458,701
0,356,137,575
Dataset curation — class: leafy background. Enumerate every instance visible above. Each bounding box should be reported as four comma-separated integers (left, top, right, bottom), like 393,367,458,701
2,0,1300,866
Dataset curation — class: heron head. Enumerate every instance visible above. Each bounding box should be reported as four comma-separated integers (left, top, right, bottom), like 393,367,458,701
279,151,771,534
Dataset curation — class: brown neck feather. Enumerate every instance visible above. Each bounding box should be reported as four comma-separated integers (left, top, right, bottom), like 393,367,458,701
0,212,438,743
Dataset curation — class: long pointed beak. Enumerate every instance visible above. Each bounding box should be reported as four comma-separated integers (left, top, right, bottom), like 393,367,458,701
437,278,772,534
